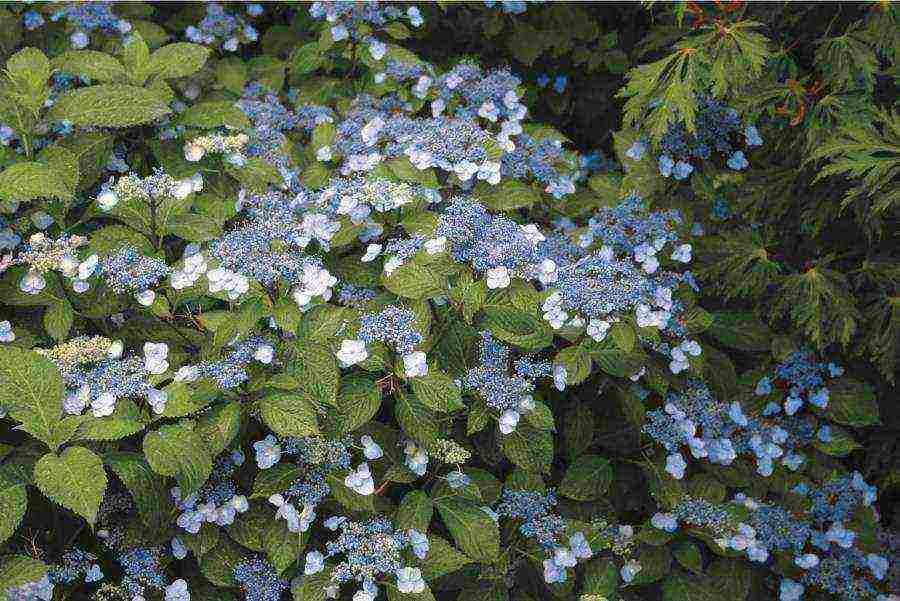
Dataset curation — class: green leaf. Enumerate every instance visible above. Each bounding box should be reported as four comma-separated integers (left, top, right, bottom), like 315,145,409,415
814,425,862,457
167,213,223,241
104,452,171,531
143,421,213,497
394,490,433,532
292,570,332,601
706,312,771,352
148,43,211,79
196,402,242,456
74,416,144,441
499,425,553,474
200,539,244,587
629,545,671,585
52,50,126,81
266,517,307,575
43,299,73,341
582,557,619,597
0,556,47,600
662,575,719,601
410,370,464,412
0,161,73,203
435,497,500,562
827,379,880,426
420,535,472,581
559,455,613,501
0,346,66,450
336,376,382,432
226,156,284,192
252,464,303,499
227,505,270,551
34,446,107,525
294,342,339,406
291,42,324,75
260,392,320,437
181,100,251,130
0,471,26,544
48,84,172,127
382,261,447,300
673,542,704,574
554,345,592,385
395,393,440,447
478,180,541,211
611,321,636,352
481,308,553,351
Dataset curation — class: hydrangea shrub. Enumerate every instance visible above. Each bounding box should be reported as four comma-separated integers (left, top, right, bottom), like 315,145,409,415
0,3,895,601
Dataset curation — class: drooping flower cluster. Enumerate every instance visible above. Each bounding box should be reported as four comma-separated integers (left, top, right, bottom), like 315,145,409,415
185,2,262,52
643,350,850,480
173,451,249,533
495,488,593,583
654,483,892,601
463,331,547,434
255,435,358,533
175,336,274,389
48,2,132,48
303,516,428,598
626,96,762,180
99,246,171,306
38,337,169,417
309,1,424,42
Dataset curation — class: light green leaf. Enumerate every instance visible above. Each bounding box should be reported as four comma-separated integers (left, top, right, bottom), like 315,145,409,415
180,100,251,130
336,376,382,432
294,342,339,406
34,446,107,525
143,421,213,497
0,161,73,203
260,392,320,437
0,556,47,600
196,402,242,456
148,42,211,79
167,213,222,242
47,84,172,127
410,370,464,412
0,471,26,544
435,497,500,561
52,50,126,81
0,346,65,450
382,261,447,300
419,535,472,581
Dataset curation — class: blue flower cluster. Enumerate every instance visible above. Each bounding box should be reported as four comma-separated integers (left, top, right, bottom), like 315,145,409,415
655,482,892,601
47,2,132,48
185,2,262,52
173,452,249,533
233,557,289,601
38,336,168,417
2,575,54,600
495,488,593,583
303,516,426,598
626,96,763,180
100,246,171,305
309,1,423,42
175,336,274,389
358,305,424,355
49,548,103,585
463,331,545,434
